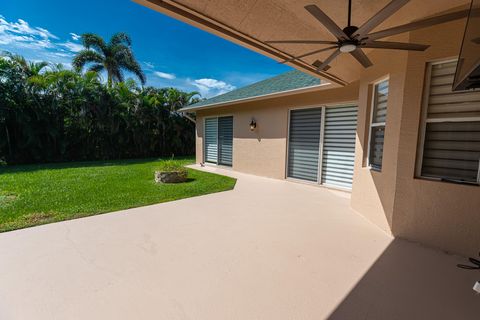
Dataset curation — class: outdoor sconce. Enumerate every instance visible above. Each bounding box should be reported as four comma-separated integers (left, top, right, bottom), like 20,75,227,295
250,119,257,131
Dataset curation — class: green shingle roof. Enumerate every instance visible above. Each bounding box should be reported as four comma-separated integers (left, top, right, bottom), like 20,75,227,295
181,70,322,111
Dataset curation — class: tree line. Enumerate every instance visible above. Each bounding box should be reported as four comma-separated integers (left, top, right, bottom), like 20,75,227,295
0,33,201,165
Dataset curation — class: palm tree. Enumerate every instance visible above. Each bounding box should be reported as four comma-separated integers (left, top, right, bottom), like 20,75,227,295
164,88,201,112
73,33,146,87
1,52,48,78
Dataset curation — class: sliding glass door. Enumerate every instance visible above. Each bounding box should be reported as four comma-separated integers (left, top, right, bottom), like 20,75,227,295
287,108,322,182
287,105,358,189
204,116,233,166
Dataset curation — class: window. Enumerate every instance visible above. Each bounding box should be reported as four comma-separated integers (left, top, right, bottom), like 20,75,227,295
417,60,480,185
368,79,389,171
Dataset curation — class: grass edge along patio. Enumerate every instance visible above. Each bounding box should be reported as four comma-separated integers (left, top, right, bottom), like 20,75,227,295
0,158,236,232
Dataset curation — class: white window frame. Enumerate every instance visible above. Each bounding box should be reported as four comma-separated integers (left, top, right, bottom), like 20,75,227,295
367,77,389,171
415,58,480,185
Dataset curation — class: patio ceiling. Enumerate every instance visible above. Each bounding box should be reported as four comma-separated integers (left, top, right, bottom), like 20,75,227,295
135,0,470,85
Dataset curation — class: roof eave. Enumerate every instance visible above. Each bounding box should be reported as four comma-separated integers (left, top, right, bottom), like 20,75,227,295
178,82,332,112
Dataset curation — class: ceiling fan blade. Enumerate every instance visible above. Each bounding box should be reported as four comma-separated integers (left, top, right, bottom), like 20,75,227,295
313,49,341,71
312,60,331,71
266,40,337,45
304,5,348,40
355,0,410,37
366,9,469,41
472,37,480,45
361,40,429,51
350,49,373,68
281,46,338,64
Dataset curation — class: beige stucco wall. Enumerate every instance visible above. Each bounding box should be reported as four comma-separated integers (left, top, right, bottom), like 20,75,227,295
352,20,480,257
392,20,480,257
196,85,359,179
350,39,409,234
194,19,479,257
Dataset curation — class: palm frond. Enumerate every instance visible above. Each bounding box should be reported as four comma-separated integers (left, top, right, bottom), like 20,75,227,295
124,79,138,91
29,61,49,76
125,61,146,85
186,91,200,102
112,68,125,83
84,71,101,83
27,75,47,88
110,32,132,46
49,63,65,72
73,50,104,72
81,33,108,54
88,64,105,73
115,49,146,85
2,52,28,69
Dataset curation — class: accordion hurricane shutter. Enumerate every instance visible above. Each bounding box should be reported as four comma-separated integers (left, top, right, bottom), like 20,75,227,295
322,106,358,189
204,118,218,163
288,108,322,182
204,116,234,166
287,106,358,189
218,116,233,166
419,60,480,184
369,79,389,171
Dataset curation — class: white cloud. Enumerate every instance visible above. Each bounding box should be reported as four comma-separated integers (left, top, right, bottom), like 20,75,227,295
154,71,176,80
191,78,236,97
0,16,83,68
52,51,71,57
60,41,83,53
143,61,155,69
70,32,81,41
0,16,58,49
0,17,58,40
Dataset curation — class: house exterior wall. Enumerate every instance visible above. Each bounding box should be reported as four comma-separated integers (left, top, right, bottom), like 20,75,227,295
350,41,409,234
352,20,480,257
392,20,480,256
196,84,359,179
194,20,479,257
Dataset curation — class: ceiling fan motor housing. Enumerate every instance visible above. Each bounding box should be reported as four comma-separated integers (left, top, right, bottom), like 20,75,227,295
340,26,360,52
342,25,359,38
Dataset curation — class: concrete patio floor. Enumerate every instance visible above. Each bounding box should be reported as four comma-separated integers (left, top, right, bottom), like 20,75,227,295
0,165,478,319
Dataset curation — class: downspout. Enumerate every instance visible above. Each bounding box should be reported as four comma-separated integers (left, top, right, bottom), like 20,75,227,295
181,112,196,124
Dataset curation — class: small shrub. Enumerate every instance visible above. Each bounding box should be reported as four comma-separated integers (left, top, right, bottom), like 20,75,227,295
157,160,187,174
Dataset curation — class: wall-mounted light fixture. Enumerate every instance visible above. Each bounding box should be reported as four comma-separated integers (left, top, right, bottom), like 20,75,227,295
250,119,257,131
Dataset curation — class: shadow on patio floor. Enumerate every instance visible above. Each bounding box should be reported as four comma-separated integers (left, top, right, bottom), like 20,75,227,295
327,239,480,320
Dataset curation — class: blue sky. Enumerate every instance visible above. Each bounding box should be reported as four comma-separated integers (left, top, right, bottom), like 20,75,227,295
0,0,291,97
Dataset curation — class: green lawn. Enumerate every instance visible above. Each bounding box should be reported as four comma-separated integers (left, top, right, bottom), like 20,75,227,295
0,158,236,232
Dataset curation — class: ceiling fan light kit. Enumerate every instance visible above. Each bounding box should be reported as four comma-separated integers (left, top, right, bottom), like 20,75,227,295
339,43,357,53
267,0,469,71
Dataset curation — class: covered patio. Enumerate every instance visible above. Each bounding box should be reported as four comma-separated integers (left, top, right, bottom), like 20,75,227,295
137,0,480,258
0,166,477,319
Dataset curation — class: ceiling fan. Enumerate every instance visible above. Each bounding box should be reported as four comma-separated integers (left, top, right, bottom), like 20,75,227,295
267,0,469,71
